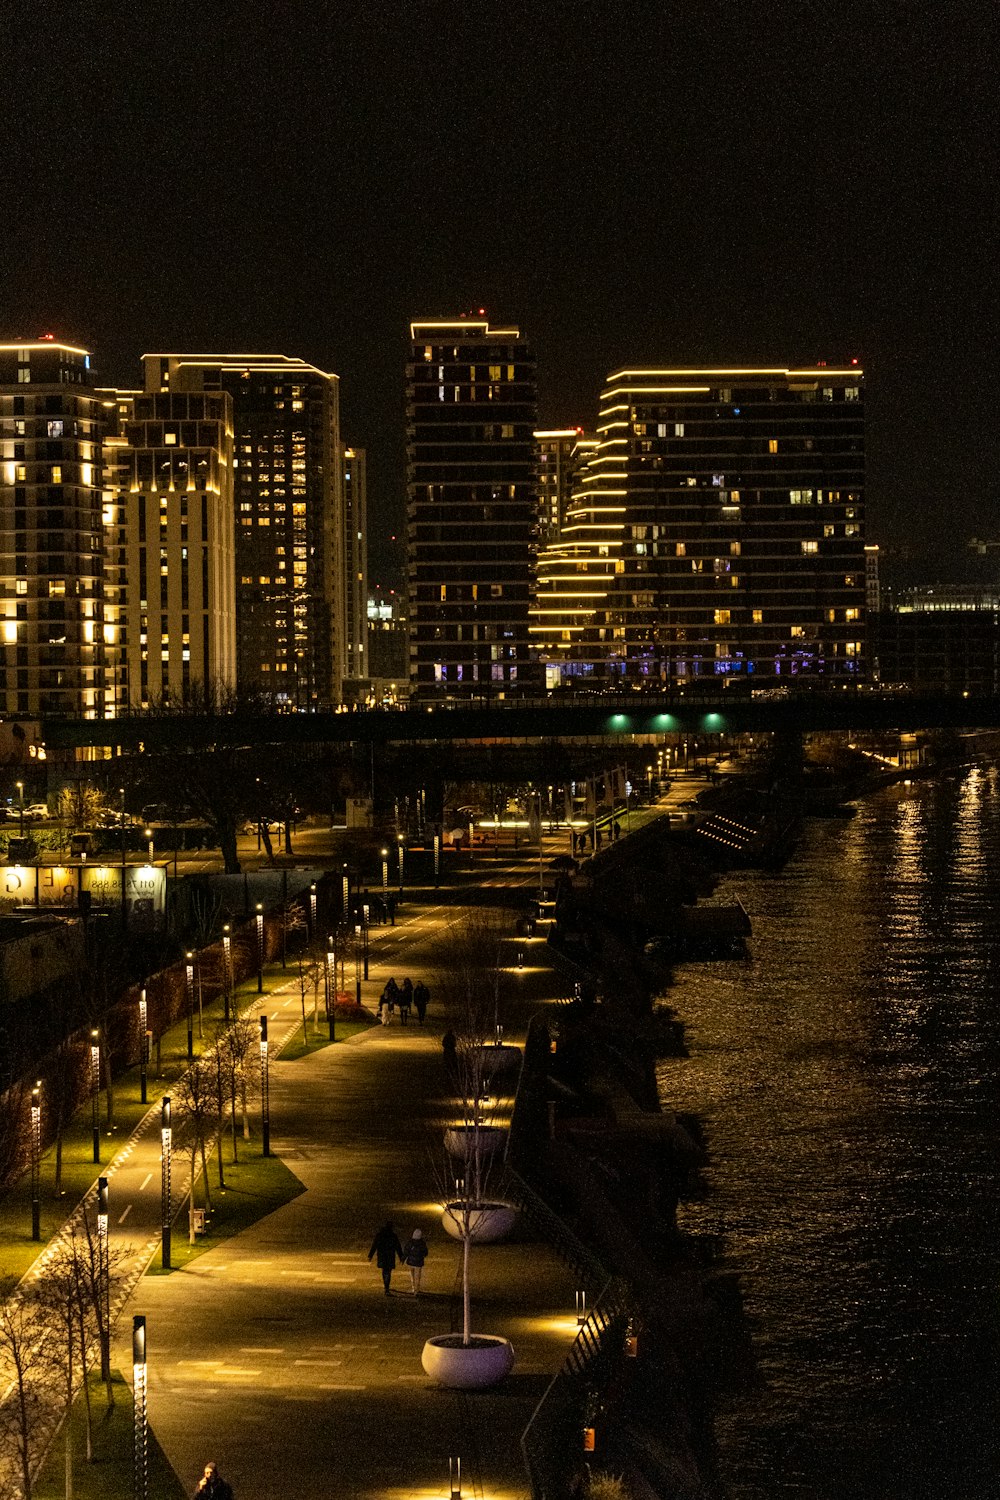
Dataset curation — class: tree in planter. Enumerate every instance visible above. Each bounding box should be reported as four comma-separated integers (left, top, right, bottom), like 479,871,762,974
421,908,518,1388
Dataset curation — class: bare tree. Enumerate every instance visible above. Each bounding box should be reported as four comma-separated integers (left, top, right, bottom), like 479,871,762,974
174,1063,218,1241
0,1276,52,1500
296,954,317,1043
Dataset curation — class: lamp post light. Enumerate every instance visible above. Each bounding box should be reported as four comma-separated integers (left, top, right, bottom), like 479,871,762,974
255,902,264,994
222,924,232,1021
575,1288,588,1327
354,924,362,1005
16,780,24,836
90,1029,101,1163
397,836,404,895
449,1456,462,1500
97,1175,110,1375
30,1081,41,1241
184,953,195,1061
326,937,336,1043
160,1097,172,1269
120,785,127,930
138,989,148,1104
433,831,440,887
362,904,369,980
341,864,349,921
309,882,317,940
381,847,389,904
259,1016,270,1157
132,1315,148,1500
145,826,154,861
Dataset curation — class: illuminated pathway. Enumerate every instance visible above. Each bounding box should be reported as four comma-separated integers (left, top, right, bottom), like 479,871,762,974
110,848,589,1499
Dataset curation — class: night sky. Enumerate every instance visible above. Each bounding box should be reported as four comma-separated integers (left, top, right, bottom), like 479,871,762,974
4,0,997,585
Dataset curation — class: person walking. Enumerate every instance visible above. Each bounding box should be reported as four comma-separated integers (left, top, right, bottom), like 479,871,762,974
195,1461,233,1499
398,977,413,1025
380,977,399,1025
368,1221,403,1295
413,981,429,1025
402,1228,428,1294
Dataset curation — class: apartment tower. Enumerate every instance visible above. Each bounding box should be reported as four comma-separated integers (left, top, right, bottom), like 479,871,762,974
407,317,539,697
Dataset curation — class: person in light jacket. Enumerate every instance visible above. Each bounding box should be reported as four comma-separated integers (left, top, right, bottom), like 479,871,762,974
402,1227,428,1294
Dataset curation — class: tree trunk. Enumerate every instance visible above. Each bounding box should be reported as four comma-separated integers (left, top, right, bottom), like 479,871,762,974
220,822,241,875
462,1227,471,1347
200,1134,212,1210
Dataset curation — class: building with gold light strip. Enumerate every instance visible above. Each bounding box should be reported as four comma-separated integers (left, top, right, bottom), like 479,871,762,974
407,318,539,698
141,353,346,709
0,340,109,718
532,366,866,688
100,387,237,709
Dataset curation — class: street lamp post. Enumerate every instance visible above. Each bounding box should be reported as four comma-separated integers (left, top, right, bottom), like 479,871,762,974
255,902,264,994
381,847,388,903
160,1097,172,1269
120,785,127,930
362,904,369,979
433,831,440,887
145,826,154,861
30,1081,41,1240
309,882,317,940
90,1030,100,1163
97,1176,110,1376
342,864,349,921
222,924,232,1021
138,989,148,1105
16,780,24,836
354,924,362,1006
259,1016,270,1157
132,1315,148,1500
326,936,336,1042
397,836,404,895
184,953,195,1061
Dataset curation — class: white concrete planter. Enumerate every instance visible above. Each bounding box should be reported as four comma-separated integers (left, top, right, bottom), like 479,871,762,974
469,1043,522,1078
421,1334,515,1389
443,1124,507,1159
441,1201,519,1243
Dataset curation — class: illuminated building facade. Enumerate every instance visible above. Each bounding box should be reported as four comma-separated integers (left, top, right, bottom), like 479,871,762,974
142,354,345,708
0,341,108,717
407,318,539,697
535,427,589,546
533,366,866,688
102,389,236,708
341,444,368,687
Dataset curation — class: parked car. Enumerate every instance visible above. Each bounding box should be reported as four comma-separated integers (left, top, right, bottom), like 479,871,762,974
22,803,51,821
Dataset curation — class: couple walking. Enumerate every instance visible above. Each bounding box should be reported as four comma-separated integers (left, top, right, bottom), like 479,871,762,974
367,1221,428,1294
379,976,429,1026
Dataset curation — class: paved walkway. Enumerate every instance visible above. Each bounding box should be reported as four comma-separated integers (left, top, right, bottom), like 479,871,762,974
111,866,582,1499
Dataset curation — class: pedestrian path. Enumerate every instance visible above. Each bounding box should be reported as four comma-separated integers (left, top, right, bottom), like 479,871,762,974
111,860,583,1499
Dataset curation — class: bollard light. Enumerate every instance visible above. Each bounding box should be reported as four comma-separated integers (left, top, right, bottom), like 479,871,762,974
132,1315,148,1500
91,1030,101,1163
449,1456,462,1499
259,1015,270,1157
495,1024,504,1046
255,903,264,994
30,1081,41,1240
222,924,232,1021
518,950,524,971
185,953,195,1060
160,1097,172,1269
326,937,336,1042
575,1289,588,1327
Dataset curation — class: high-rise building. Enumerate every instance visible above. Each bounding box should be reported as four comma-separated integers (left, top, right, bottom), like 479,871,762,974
341,444,368,687
407,317,539,697
141,353,346,708
101,387,236,709
0,340,109,718
533,366,866,689
535,427,588,546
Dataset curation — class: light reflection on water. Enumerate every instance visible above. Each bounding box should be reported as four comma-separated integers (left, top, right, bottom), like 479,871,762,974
656,772,1000,1499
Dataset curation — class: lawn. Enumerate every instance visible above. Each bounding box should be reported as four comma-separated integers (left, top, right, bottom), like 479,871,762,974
146,1148,304,1274
33,1373,187,1500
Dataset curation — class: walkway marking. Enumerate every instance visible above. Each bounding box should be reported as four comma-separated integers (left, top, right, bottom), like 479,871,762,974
319,1382,367,1390
117,1205,133,1224
139,1172,152,1191
240,1347,284,1354
294,1358,343,1367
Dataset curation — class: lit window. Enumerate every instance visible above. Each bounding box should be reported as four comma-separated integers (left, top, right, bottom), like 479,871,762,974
49,580,66,597
790,625,805,638
768,439,778,454
714,609,731,625
164,431,177,446
15,464,26,481
15,578,27,595
674,422,685,437
845,387,860,401
501,424,514,438
47,420,64,437
730,541,741,555
51,465,62,483
752,609,763,624
801,540,818,554
675,542,686,557
846,608,859,622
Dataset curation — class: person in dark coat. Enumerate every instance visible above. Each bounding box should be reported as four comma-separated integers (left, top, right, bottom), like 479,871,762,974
368,1221,403,1294
195,1462,233,1499
402,1227,429,1294
413,981,429,1024
398,977,413,1024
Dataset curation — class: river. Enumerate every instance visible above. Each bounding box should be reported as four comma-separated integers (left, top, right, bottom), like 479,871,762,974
656,768,1000,1499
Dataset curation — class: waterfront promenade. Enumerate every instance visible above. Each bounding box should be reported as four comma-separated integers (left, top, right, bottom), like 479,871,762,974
108,865,583,1498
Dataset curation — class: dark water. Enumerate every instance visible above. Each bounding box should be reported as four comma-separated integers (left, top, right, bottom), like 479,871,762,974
656,769,1000,1499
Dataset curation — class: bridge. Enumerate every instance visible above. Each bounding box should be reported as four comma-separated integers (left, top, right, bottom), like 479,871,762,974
39,692,1000,754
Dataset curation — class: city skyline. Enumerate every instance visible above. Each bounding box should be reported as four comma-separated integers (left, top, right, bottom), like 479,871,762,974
4,4,996,585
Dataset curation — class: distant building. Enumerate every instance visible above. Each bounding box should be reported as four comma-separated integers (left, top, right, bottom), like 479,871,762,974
141,353,347,708
341,444,368,688
0,340,108,718
535,427,589,546
533,365,866,689
406,317,539,697
101,387,236,709
873,587,1000,695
